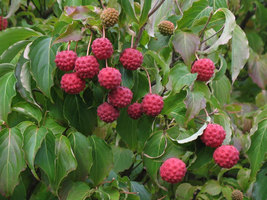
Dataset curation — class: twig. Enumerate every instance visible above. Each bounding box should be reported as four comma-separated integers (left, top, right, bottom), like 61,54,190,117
158,195,167,200
67,41,71,51
75,41,78,52
133,0,165,48
199,11,213,39
174,0,183,16
120,191,138,194
204,108,209,118
131,34,135,48
141,67,152,93
200,25,224,44
102,25,105,38
86,33,93,56
195,53,199,60
105,59,108,67
143,136,167,159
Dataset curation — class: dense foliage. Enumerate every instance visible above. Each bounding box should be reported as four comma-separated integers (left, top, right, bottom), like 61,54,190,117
0,0,266,199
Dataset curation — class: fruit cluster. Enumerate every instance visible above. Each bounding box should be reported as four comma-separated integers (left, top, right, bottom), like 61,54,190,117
55,8,164,123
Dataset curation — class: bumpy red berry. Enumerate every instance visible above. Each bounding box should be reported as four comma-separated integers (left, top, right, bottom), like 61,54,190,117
142,93,163,117
0,16,8,31
158,20,174,36
108,86,133,108
120,48,143,70
127,103,143,119
231,190,243,200
92,38,113,60
60,73,86,94
191,58,215,81
55,50,77,71
100,8,119,27
160,158,187,184
213,145,239,168
75,56,99,79
201,123,226,148
97,102,120,123
98,67,122,89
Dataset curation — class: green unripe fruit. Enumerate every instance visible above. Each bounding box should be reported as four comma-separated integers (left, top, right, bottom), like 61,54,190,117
231,190,243,200
100,8,119,27
158,20,174,36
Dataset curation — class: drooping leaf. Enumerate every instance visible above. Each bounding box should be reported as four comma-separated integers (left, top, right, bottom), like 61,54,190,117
247,120,267,179
119,0,138,23
23,125,48,179
172,31,200,66
112,146,134,173
253,164,267,200
0,27,41,55
88,136,113,186
0,128,26,196
211,75,231,106
131,181,151,200
231,25,249,83
0,72,17,122
0,63,15,77
69,132,93,181
29,36,59,98
139,0,152,26
43,117,65,136
66,182,91,200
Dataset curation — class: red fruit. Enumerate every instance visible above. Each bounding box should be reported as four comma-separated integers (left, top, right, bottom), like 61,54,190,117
213,145,239,168
0,16,8,31
120,48,143,70
127,103,143,119
97,102,120,123
142,93,164,117
60,73,86,94
201,123,226,148
98,67,122,89
160,158,187,184
55,50,77,71
108,86,133,108
191,58,215,81
92,38,113,60
75,56,99,79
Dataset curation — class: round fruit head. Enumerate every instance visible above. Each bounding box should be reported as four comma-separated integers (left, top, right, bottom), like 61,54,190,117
75,55,99,79
60,73,86,94
127,103,143,119
201,123,226,148
191,58,215,81
98,67,122,89
142,93,164,117
92,38,113,60
108,86,133,108
160,158,187,184
231,190,243,200
55,50,77,71
120,48,143,70
97,102,120,123
158,20,175,36
213,145,239,168
100,8,119,27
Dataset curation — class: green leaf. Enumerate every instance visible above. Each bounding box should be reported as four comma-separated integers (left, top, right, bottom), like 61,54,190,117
0,40,31,64
23,125,48,179
29,36,59,98
131,181,151,200
237,168,251,192
29,183,57,200
161,91,187,115
89,136,113,186
231,25,249,83
0,63,15,77
213,0,228,10
214,110,232,144
200,8,236,54
0,128,26,197
54,135,77,194
132,71,149,101
63,95,96,135
185,91,206,124
211,75,231,106
12,102,42,124
0,72,17,122
112,146,134,173
119,0,138,23
253,164,267,200
66,182,91,200
172,31,200,66
54,21,82,44
221,186,232,200
43,117,65,136
247,120,267,179
0,27,41,55
168,63,197,93
139,0,152,26
213,55,227,80
176,183,197,199
178,0,211,29
69,132,93,181
5,0,22,18
201,180,221,196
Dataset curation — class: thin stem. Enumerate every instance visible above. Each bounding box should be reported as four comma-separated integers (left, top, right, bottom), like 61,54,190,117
67,41,71,51
86,33,93,56
105,59,108,67
204,108,209,118
199,11,213,39
120,191,138,195
133,0,165,48
174,0,183,16
195,53,199,60
200,25,224,44
75,41,78,52
141,67,152,93
102,25,105,38
99,0,105,9
131,34,135,48
158,195,167,200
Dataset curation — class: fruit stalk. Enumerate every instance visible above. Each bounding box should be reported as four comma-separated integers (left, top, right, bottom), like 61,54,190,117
86,33,93,56
142,67,152,94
